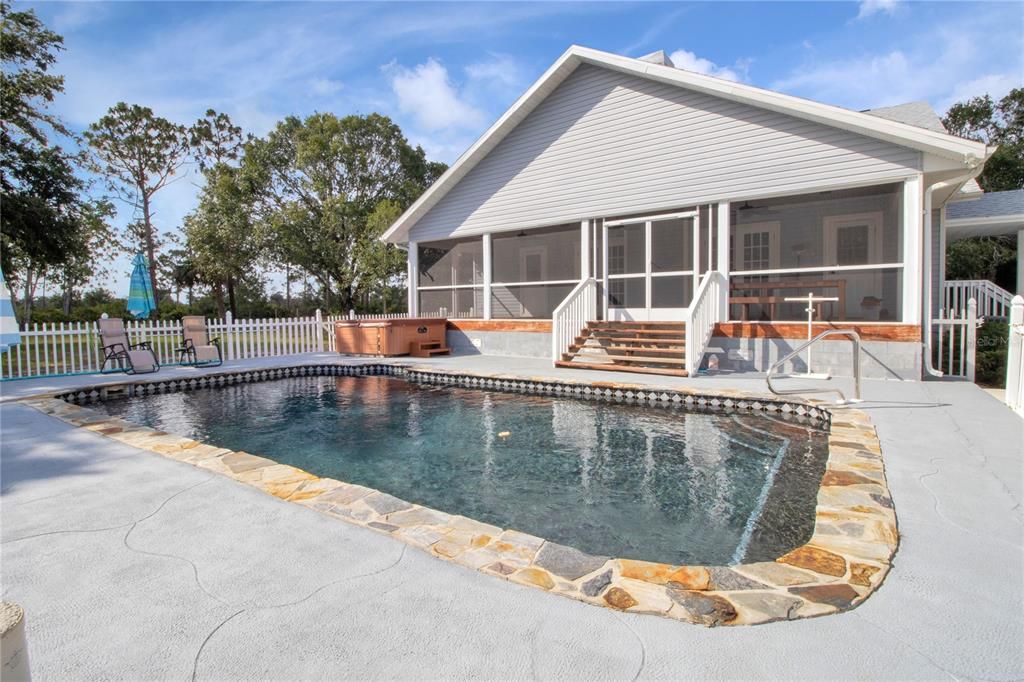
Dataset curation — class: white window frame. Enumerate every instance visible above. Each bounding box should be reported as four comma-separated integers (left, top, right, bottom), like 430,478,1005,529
732,221,781,272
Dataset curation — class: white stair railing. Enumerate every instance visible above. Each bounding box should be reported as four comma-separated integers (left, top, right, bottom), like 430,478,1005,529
551,277,596,366
944,280,1014,319
683,271,727,375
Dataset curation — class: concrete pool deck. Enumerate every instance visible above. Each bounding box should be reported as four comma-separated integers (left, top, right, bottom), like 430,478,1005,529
2,353,1022,680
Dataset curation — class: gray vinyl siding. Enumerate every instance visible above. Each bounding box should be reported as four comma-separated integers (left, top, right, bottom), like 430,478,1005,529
408,64,922,242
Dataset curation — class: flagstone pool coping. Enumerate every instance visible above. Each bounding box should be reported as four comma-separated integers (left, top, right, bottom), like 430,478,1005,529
18,362,898,627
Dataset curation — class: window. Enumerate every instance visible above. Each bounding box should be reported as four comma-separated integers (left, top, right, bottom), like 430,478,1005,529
491,223,580,318
418,238,484,317
729,185,903,322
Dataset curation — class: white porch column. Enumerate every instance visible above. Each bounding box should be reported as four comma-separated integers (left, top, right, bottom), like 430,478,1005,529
692,211,701,292
1017,228,1024,296
602,220,610,320
407,241,419,316
482,233,493,319
902,175,923,324
580,220,591,279
716,202,731,320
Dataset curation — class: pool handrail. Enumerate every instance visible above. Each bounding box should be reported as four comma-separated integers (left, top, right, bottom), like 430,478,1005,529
766,329,863,404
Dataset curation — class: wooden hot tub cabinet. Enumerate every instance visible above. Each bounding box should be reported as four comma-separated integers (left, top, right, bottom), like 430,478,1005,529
334,318,448,357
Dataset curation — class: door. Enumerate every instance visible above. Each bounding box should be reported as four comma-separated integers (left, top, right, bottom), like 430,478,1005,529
823,212,883,320
605,213,696,321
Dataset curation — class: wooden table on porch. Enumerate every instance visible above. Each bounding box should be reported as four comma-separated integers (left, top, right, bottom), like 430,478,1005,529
729,279,846,321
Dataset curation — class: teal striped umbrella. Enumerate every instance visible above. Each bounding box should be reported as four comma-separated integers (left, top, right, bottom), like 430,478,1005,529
0,266,20,352
126,253,156,319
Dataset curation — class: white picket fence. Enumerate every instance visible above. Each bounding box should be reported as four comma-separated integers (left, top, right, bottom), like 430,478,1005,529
1,310,348,380
932,299,979,381
1005,296,1024,417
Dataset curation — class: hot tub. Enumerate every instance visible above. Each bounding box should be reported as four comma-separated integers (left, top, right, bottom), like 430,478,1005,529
334,318,447,357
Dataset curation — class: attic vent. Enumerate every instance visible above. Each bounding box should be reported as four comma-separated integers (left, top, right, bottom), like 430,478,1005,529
638,50,675,68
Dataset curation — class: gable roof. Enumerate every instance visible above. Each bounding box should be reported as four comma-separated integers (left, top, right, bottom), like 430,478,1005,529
864,101,948,133
383,45,994,243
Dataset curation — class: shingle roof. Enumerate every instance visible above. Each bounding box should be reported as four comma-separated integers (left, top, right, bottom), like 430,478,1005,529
864,101,948,134
947,189,1024,220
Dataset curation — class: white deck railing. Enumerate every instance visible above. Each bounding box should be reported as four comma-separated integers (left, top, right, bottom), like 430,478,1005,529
684,271,727,375
1005,296,1024,417
551,277,596,366
944,280,1014,319
1,311,340,380
932,299,979,381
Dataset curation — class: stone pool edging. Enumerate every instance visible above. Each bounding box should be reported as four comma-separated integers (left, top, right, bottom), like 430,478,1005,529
22,362,897,627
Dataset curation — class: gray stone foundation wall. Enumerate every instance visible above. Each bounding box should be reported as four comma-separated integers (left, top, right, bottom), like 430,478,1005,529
446,329,552,359
709,336,922,380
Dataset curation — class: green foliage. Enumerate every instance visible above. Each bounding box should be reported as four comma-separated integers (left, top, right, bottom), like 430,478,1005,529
0,2,116,324
191,109,246,170
244,113,445,312
183,162,265,314
945,234,1017,287
84,102,194,307
975,321,1010,388
943,88,1024,192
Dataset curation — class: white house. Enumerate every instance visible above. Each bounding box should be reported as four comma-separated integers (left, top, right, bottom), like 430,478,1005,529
382,46,999,379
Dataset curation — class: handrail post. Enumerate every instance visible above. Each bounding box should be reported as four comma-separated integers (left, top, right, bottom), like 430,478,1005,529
766,329,863,403
966,298,977,383
315,309,324,352
1006,296,1023,413
225,311,234,361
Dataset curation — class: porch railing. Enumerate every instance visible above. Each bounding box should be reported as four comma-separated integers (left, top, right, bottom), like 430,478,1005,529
932,299,979,381
1005,296,1024,417
684,271,727,375
551,277,596,366
1,311,339,380
944,280,1014,319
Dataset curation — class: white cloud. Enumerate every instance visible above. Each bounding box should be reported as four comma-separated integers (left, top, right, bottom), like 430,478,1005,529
772,7,1022,113
465,54,526,92
668,49,742,82
386,58,485,132
857,0,901,20
309,78,343,97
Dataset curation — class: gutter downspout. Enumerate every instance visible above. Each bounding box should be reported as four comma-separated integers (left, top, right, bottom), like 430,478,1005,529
922,162,986,377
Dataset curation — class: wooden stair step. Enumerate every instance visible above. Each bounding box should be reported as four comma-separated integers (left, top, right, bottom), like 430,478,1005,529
555,360,688,377
584,328,686,336
570,344,683,354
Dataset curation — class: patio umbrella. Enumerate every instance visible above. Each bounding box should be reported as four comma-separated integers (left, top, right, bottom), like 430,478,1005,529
126,253,156,319
0,266,20,353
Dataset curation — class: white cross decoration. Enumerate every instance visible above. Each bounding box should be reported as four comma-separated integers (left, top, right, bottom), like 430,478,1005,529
783,292,839,377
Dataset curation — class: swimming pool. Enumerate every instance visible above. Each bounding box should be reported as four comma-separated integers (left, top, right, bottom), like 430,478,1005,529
98,374,830,566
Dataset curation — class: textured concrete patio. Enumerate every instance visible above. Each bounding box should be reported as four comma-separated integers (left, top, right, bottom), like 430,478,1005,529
2,353,1022,680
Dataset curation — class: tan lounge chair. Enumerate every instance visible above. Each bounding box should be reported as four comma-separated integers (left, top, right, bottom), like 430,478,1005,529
176,316,222,367
98,317,160,374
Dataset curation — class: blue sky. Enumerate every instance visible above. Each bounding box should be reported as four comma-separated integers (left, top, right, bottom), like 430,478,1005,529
24,0,1024,295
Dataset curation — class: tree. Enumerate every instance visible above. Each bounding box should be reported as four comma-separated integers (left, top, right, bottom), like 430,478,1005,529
0,3,113,323
943,89,1024,192
84,103,193,312
244,113,444,312
184,162,266,316
191,108,246,171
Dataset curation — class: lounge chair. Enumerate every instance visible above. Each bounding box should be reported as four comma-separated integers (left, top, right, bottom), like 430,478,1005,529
176,316,222,367
98,317,160,374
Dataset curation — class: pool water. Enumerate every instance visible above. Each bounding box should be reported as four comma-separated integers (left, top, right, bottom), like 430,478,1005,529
99,375,830,565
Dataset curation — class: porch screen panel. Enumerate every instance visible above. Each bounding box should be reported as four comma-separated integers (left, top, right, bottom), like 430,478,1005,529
491,223,581,319
418,238,484,317
728,183,904,322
